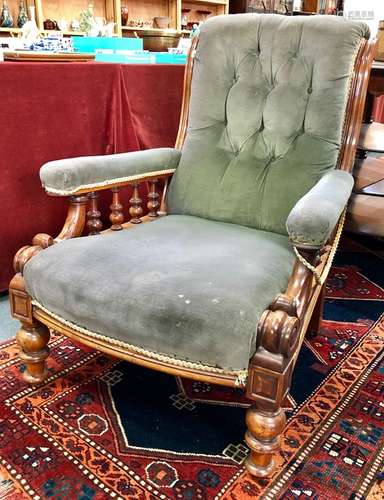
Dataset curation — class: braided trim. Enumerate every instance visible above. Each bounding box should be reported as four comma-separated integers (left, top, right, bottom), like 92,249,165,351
43,168,176,196
293,246,322,284
31,300,248,386
293,209,346,286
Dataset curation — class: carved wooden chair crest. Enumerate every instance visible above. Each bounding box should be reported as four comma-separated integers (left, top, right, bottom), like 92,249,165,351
10,14,374,477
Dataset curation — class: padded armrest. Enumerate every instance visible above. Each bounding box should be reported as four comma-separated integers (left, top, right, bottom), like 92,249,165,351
40,148,182,195
286,170,354,248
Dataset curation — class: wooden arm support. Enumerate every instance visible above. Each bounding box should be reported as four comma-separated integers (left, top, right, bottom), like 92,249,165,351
244,246,320,477
12,172,174,275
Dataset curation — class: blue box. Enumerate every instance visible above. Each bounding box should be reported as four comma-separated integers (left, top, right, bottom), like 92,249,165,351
154,52,187,65
72,37,143,53
95,52,155,64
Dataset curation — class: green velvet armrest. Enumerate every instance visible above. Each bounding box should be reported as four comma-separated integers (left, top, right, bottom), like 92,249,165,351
286,170,354,249
40,148,182,195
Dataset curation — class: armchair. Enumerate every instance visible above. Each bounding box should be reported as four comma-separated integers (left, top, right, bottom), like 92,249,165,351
9,14,375,478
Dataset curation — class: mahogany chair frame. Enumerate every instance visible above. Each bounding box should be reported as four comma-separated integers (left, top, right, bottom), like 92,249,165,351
9,35,376,478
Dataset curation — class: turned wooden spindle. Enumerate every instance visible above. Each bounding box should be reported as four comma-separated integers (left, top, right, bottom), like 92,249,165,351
147,179,160,217
129,183,143,224
109,188,124,230
87,192,102,235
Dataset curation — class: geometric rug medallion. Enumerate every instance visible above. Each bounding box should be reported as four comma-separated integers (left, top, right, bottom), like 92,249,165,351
0,249,383,499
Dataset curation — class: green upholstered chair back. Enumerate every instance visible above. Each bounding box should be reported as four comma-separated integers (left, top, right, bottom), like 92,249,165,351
167,14,369,235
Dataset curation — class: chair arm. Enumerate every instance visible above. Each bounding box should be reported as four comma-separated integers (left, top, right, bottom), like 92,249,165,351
286,170,354,249
40,148,182,196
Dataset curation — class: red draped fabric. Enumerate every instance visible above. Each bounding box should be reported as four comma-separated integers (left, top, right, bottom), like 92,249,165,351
373,95,384,123
0,62,184,291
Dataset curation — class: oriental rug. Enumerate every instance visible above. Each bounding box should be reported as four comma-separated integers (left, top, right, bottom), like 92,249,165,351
0,248,383,499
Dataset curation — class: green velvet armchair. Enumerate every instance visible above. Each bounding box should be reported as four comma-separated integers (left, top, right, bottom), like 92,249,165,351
10,14,374,478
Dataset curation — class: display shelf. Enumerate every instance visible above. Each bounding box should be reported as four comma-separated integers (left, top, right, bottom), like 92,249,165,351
35,0,119,34
0,27,21,33
0,28,86,38
120,0,179,31
0,0,35,28
0,0,229,48
180,0,227,30
37,0,113,26
43,29,86,36
186,0,227,5
121,26,177,33
59,30,86,36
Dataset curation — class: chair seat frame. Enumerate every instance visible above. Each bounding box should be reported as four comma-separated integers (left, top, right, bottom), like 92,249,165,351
9,35,376,478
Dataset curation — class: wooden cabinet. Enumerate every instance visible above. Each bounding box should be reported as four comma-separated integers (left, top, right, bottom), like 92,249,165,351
0,0,229,38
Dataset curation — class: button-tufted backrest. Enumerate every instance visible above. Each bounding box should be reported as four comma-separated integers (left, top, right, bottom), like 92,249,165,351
167,14,369,235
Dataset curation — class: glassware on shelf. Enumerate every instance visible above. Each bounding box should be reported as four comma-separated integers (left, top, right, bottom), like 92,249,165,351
0,0,13,28
17,0,28,28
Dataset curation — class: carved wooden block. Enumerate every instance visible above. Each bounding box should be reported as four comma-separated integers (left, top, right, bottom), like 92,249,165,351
9,274,33,322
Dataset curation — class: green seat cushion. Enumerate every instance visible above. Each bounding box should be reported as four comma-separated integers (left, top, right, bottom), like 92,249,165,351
167,14,369,234
24,215,295,372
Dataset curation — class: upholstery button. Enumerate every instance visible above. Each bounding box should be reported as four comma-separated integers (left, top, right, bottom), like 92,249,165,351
308,87,313,94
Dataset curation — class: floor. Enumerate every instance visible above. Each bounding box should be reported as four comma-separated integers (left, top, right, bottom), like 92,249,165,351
0,294,19,342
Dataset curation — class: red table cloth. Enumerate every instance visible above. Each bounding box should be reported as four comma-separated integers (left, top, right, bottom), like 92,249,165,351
0,62,184,292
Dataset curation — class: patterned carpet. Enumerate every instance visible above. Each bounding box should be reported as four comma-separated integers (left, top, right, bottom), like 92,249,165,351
0,245,383,499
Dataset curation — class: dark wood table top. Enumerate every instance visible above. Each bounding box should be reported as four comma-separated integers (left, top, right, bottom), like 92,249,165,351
358,122,384,153
372,60,384,71
361,179,384,197
353,156,384,190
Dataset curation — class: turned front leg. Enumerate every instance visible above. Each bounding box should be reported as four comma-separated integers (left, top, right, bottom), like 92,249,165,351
17,320,50,384
245,405,286,477
10,273,50,385
245,306,300,477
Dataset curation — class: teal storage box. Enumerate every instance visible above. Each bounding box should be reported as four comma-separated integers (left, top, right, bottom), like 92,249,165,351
72,37,143,53
95,52,155,64
154,52,187,64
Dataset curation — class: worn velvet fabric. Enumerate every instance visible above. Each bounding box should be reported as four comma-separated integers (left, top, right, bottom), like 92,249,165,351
0,62,184,291
24,215,295,371
286,170,354,247
167,14,369,234
40,148,181,194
